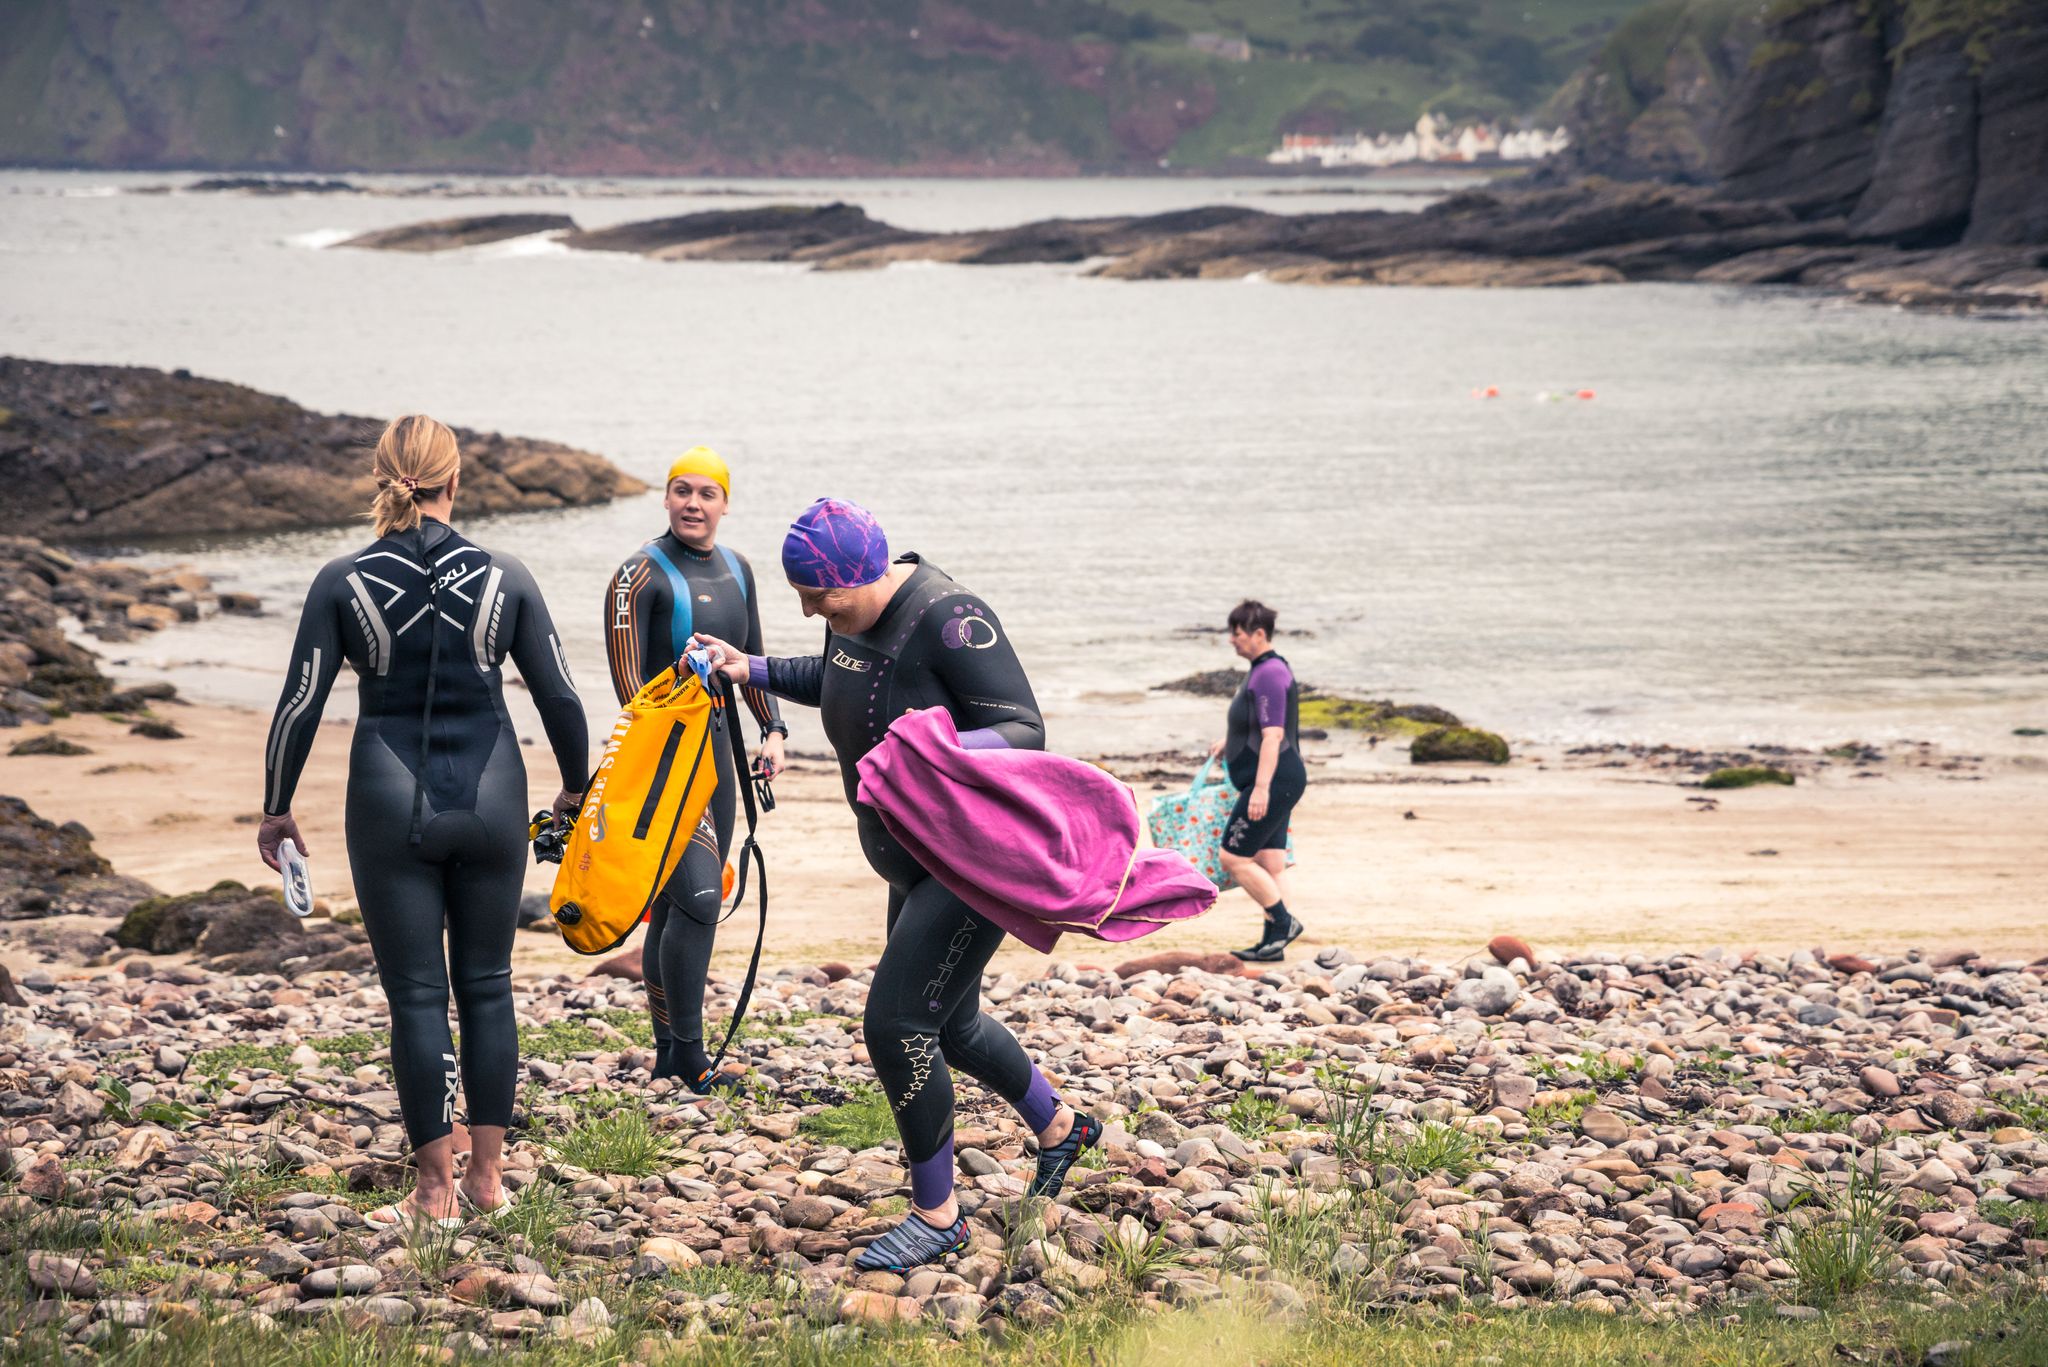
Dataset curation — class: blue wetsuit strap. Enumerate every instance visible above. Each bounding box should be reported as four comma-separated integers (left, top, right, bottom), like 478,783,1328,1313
641,539,693,660
717,545,747,602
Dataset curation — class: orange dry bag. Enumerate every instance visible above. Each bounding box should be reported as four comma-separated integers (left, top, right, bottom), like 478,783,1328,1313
550,663,719,955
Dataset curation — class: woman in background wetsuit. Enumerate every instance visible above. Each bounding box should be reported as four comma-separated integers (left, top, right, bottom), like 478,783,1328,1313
604,446,785,1091
258,415,588,1228
689,497,1101,1273
1211,599,1308,962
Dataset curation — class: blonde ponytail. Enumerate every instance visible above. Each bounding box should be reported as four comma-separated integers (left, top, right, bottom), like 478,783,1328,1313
369,414,462,538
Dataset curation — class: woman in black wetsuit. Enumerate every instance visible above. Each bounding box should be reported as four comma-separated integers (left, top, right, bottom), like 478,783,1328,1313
603,446,785,1091
690,497,1101,1273
257,415,588,1228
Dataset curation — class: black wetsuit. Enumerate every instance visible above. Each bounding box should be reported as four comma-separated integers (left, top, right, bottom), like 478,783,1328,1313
1221,650,1306,857
605,532,782,1060
751,554,1056,1180
264,519,587,1150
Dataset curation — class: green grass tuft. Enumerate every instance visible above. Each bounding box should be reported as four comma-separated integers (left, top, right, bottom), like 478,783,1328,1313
1319,1067,1390,1169
1386,1119,1489,1181
544,1102,677,1178
1526,1091,1594,1139
189,1042,297,1077
492,1177,576,1262
1770,1108,1853,1135
1097,1220,1187,1286
797,1084,897,1150
1979,1197,2048,1232
1217,1090,1287,1140
1776,1151,1904,1304
523,1018,614,1062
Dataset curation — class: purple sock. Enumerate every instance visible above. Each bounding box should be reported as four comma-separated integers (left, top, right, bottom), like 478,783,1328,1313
1018,1069,1060,1135
910,1139,955,1212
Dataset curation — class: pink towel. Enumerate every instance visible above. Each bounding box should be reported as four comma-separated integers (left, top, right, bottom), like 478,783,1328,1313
854,709,1218,953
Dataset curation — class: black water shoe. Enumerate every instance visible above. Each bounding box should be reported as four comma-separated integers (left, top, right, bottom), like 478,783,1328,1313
1232,911,1304,963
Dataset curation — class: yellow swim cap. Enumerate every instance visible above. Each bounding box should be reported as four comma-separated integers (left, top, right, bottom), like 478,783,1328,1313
665,445,729,497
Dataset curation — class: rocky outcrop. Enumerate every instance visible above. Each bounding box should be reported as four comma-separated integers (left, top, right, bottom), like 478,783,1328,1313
1697,241,2048,307
338,214,574,251
0,536,225,727
389,182,2048,310
111,878,374,976
563,204,909,260
0,358,645,542
0,797,153,923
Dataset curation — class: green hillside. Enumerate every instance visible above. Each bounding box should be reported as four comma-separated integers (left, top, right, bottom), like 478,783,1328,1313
0,0,1650,174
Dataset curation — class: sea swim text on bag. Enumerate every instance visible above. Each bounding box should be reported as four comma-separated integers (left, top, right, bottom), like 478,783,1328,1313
550,663,718,956
1146,756,1295,892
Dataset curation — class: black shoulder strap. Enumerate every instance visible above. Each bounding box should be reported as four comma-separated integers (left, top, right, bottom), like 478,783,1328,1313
702,674,769,1077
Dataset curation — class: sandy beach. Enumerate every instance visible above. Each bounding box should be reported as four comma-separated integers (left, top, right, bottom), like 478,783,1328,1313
7,700,2043,979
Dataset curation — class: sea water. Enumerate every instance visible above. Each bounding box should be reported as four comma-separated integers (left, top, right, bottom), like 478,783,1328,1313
3,171,2044,754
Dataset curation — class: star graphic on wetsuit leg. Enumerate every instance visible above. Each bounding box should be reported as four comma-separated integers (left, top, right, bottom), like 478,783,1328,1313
891,1033,941,1112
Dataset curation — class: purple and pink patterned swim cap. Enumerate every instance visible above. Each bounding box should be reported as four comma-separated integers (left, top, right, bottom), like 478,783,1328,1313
782,497,890,589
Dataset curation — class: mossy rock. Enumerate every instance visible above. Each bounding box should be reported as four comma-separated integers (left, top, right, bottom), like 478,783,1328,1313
1702,765,1795,789
1156,668,1245,698
25,661,111,709
9,734,90,757
1301,693,1461,737
115,879,273,953
1410,726,1511,765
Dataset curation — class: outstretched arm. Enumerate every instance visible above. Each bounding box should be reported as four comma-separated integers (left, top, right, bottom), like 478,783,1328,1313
259,560,347,868
686,630,826,710
505,559,590,796
926,595,1044,752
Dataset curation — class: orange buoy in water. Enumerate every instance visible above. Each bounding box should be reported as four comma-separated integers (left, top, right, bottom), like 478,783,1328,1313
1471,384,1500,399
1575,388,1596,400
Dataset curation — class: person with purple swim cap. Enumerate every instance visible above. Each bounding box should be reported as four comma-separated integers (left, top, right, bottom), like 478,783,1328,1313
688,497,1103,1272
780,496,893,591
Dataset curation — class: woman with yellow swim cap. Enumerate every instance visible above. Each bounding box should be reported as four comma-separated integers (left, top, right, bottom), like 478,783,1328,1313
603,446,786,1091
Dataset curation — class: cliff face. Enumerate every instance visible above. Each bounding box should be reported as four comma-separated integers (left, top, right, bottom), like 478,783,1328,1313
1559,0,2048,245
0,0,1647,174
1541,0,1760,182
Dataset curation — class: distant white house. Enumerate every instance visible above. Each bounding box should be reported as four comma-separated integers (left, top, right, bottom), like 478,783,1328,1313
1268,114,1569,168
1187,32,1252,62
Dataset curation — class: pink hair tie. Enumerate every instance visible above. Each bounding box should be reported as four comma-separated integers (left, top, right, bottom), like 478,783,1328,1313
400,476,420,494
